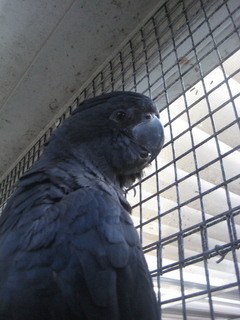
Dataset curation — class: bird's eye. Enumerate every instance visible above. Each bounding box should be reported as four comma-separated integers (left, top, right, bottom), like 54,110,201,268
116,111,126,121
145,113,152,120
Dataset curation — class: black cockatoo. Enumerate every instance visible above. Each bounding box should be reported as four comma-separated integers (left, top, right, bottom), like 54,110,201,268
0,91,164,319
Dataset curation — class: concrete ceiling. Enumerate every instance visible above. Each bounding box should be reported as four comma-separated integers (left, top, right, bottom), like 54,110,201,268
0,0,161,180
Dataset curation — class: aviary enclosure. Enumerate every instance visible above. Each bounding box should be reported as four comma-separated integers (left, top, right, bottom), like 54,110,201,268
0,0,239,318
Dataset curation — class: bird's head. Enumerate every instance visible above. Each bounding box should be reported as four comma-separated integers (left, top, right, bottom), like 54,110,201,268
45,91,165,188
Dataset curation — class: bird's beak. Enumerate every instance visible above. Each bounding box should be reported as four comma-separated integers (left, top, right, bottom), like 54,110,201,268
132,115,164,163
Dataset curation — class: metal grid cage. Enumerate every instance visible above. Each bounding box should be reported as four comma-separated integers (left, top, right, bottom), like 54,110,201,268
0,0,240,318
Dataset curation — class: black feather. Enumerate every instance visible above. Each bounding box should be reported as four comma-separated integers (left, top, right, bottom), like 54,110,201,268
0,91,163,319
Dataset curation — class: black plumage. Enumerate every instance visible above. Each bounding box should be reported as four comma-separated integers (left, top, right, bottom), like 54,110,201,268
0,91,164,319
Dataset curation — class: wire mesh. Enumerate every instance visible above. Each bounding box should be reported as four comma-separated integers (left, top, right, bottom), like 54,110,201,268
0,0,240,318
